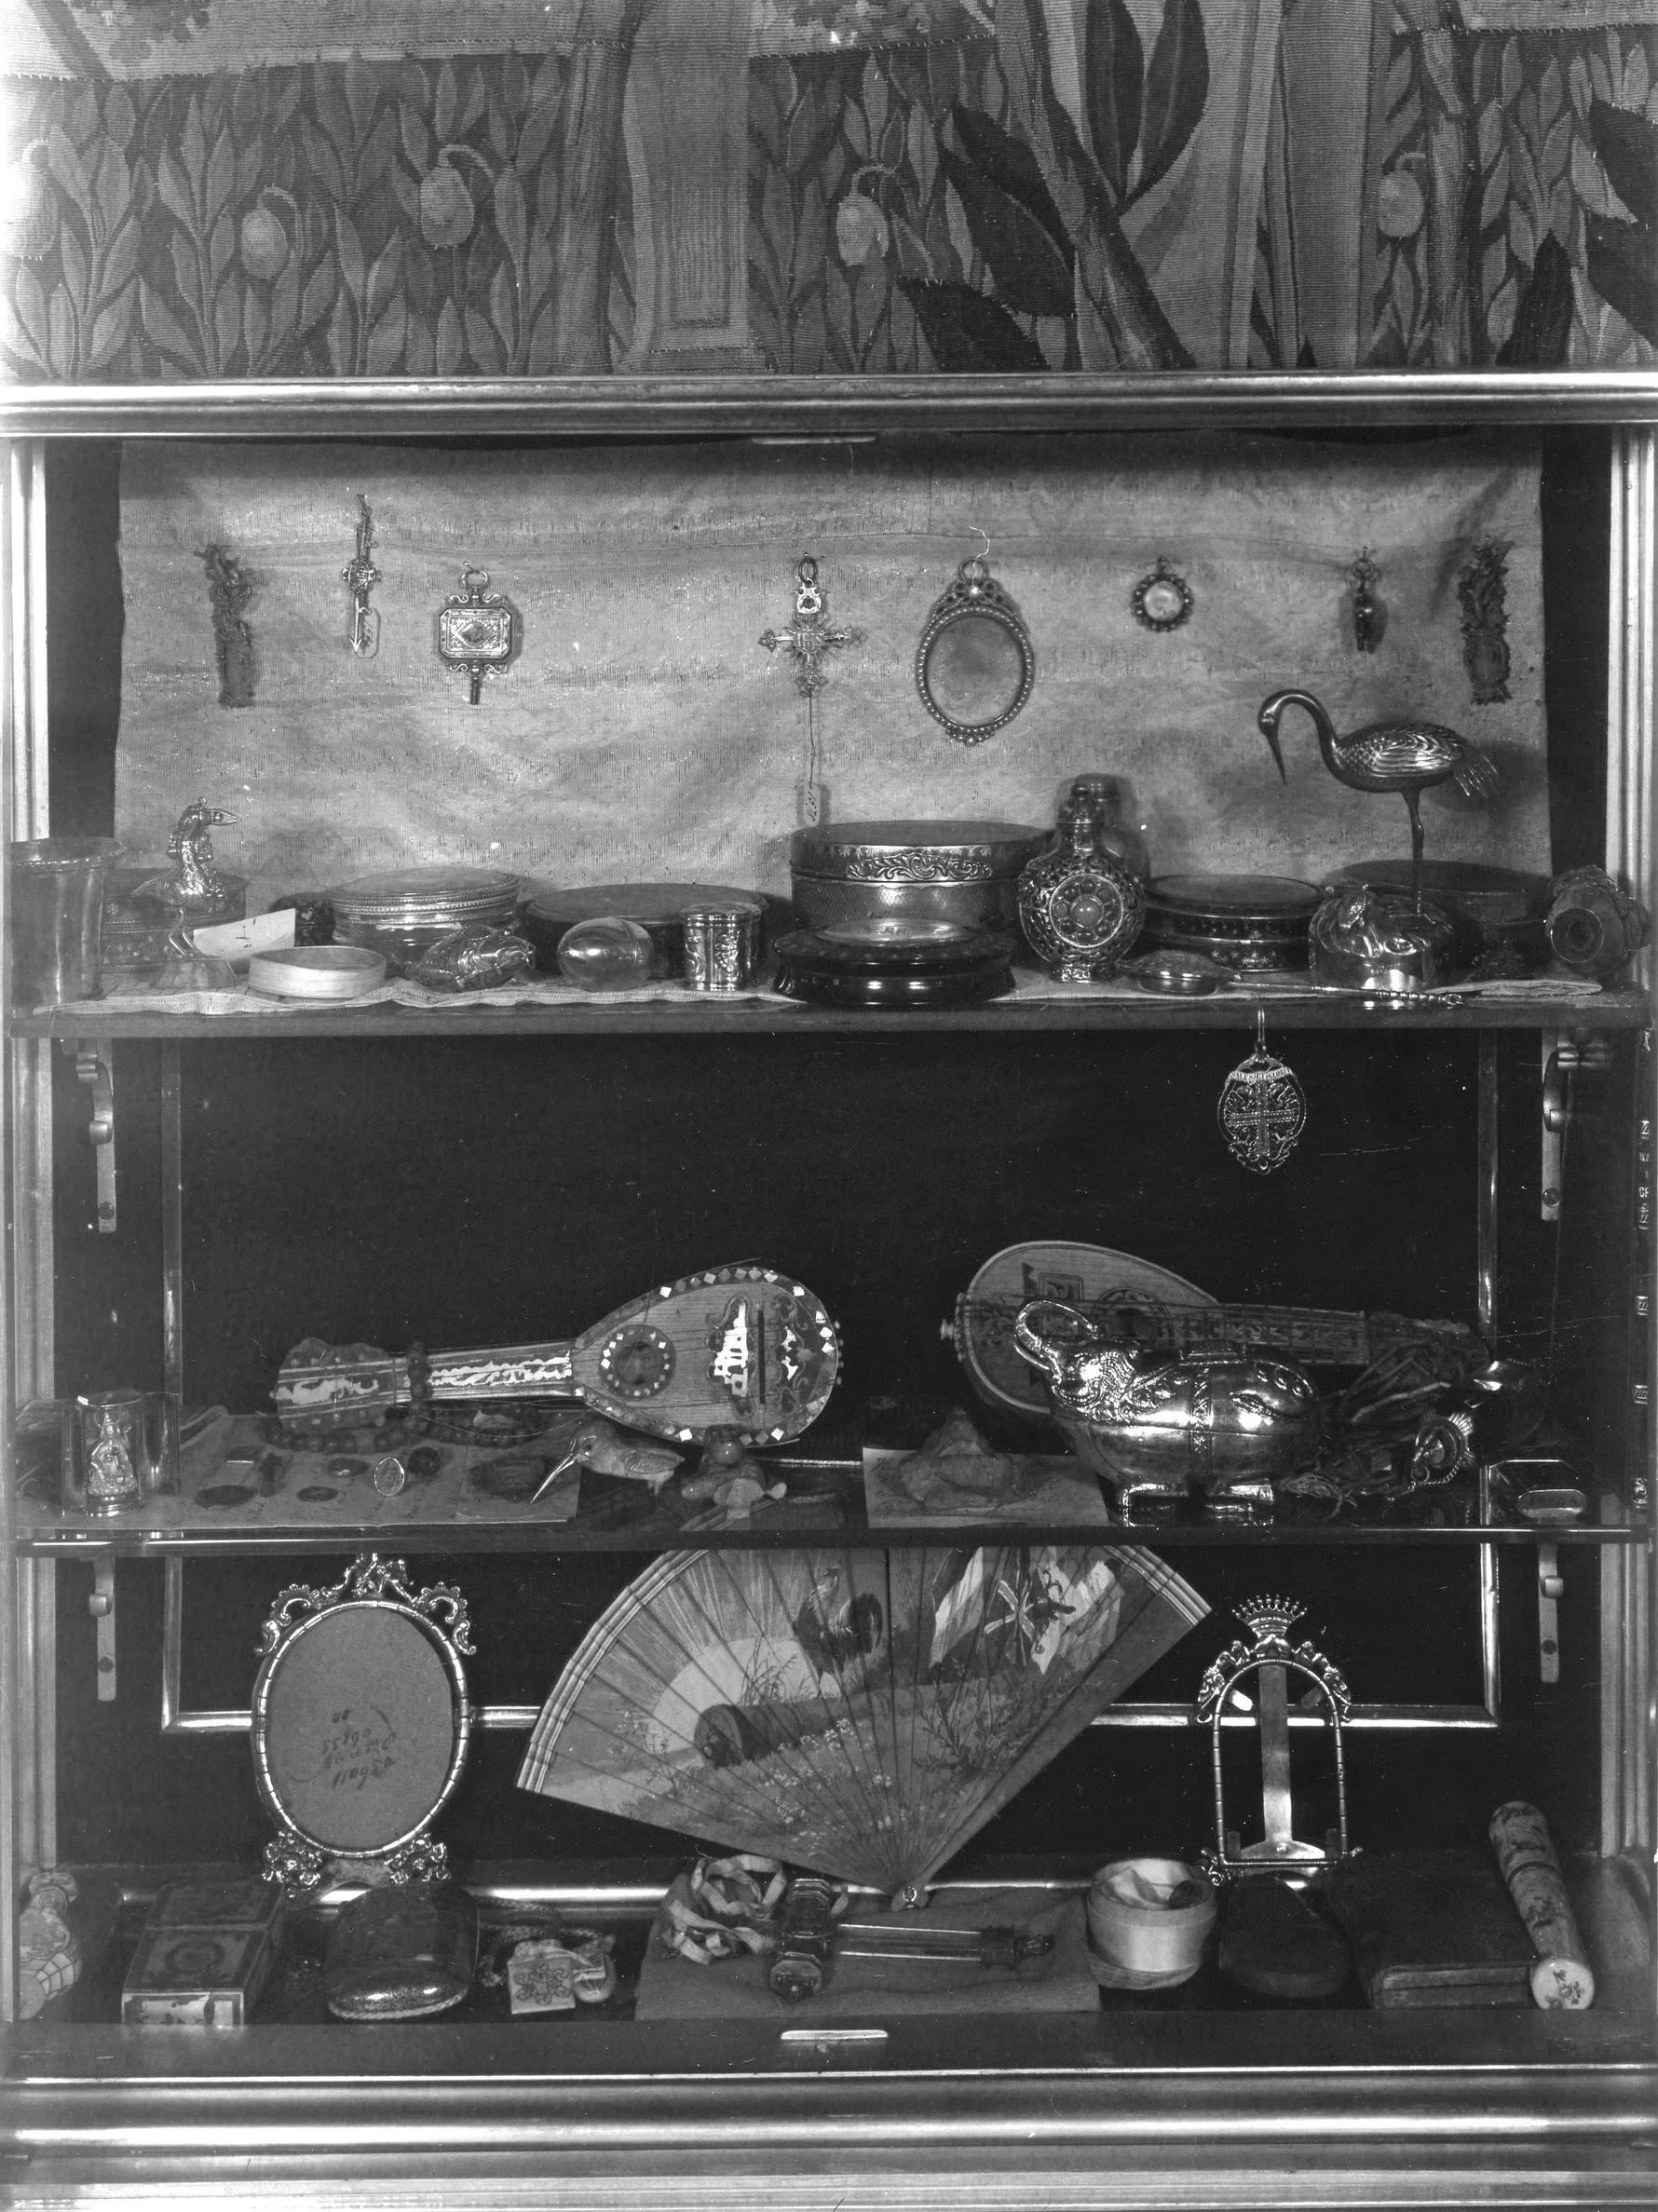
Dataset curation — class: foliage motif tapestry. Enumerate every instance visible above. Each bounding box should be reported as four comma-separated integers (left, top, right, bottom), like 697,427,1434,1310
3,1,1655,380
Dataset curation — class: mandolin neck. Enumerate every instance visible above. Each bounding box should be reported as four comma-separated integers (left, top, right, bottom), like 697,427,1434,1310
424,1341,576,1403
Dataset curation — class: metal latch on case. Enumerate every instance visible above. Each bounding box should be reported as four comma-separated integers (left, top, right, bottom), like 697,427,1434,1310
1540,1033,1611,1222
1486,1458,1587,1527
1536,1541,1565,1686
75,1041,116,1233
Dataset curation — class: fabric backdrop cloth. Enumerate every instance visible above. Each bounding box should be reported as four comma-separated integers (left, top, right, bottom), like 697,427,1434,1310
114,431,1550,913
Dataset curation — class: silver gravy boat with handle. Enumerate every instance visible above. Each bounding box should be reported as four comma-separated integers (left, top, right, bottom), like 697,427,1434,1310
1012,1298,1322,1521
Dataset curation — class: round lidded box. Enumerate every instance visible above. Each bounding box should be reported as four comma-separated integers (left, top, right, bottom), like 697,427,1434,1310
1322,858,1549,974
328,865,523,973
1139,874,1321,973
789,820,1047,935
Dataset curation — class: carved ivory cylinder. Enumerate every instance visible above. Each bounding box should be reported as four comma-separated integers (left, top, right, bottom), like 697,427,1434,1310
1489,1800,1596,2010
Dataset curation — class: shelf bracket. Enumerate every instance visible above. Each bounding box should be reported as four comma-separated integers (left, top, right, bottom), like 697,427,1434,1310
88,1559,116,1703
1537,1541,1564,1686
74,1040,116,1233
1541,1033,1613,1221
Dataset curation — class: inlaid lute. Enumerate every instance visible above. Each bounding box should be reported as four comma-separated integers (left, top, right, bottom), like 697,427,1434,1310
274,1265,840,1445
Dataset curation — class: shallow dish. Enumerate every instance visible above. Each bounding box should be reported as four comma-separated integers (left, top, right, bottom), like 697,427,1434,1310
817,916,982,951
250,945,387,1000
772,923,1016,1010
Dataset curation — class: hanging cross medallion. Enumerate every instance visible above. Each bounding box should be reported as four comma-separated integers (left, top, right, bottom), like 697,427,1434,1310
1218,1014,1307,1174
760,557,861,699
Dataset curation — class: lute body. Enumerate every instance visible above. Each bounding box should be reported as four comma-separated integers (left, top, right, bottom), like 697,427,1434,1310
275,1265,840,1445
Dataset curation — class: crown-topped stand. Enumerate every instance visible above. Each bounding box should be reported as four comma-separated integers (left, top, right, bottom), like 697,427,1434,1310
1194,1596,1352,1881
1194,1596,1355,1999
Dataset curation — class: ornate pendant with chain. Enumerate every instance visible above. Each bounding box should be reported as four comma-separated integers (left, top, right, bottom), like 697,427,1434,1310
1218,1011,1306,1174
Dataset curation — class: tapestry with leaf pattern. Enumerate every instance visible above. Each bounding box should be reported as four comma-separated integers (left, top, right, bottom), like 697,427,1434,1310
3,0,1654,380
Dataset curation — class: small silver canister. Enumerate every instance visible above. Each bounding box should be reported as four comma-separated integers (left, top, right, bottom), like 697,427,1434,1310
682,900,763,992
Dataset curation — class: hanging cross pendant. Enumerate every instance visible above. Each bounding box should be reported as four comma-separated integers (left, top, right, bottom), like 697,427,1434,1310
1218,1011,1307,1174
760,557,861,699
343,493,382,657
438,567,516,705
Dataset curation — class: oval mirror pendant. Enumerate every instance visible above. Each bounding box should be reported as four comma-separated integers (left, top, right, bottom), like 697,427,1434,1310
915,558,1036,745
1218,1011,1306,1174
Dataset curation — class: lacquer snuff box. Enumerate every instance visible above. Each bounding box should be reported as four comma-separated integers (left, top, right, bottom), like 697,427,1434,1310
1139,875,1321,974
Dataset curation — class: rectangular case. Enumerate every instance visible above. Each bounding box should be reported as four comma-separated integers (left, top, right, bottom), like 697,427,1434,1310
119,1880,284,2027
1328,1852,1535,2009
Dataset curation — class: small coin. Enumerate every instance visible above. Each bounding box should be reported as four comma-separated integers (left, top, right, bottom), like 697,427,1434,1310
372,1454,406,1497
195,1484,255,1509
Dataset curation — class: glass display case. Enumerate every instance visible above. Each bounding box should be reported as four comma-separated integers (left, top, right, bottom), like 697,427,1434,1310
0,373,1653,2210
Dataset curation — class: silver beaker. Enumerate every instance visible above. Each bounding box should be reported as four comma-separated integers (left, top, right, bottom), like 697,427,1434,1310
8,838,121,1005
64,1390,179,1515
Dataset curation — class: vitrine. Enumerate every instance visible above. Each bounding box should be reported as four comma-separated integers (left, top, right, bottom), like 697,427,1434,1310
0,373,1653,2210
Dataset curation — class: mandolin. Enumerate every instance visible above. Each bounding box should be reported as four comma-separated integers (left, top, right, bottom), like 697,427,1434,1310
274,1265,840,1446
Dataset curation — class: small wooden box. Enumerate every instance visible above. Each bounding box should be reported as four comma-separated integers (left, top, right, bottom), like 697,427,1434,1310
120,1879,283,2027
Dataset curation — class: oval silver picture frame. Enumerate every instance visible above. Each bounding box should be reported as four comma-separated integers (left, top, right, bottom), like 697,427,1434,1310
251,1554,474,1894
915,559,1036,745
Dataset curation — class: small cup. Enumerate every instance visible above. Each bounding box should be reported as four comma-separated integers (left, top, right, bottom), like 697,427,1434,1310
64,1390,179,1516
1086,1857,1216,1984
681,901,763,993
9,838,121,1006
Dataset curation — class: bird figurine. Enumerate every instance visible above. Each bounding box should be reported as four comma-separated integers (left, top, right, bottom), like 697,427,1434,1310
1257,689,1499,913
530,1417,682,1501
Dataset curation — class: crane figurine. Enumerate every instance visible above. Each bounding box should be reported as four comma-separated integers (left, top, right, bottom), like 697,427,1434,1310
1257,689,1498,913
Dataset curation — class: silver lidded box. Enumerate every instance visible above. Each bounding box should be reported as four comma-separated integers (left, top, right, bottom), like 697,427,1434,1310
328,864,523,974
788,820,1047,935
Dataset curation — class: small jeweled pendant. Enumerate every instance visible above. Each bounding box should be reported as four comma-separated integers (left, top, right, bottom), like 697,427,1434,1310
438,567,516,704
343,492,382,658
1349,549,1381,654
1218,1011,1306,1174
1131,555,1193,633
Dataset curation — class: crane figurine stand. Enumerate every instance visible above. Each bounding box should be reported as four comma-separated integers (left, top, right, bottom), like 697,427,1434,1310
1194,1596,1354,1998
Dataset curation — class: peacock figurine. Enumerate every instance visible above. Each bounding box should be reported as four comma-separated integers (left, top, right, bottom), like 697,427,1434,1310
1257,689,1499,912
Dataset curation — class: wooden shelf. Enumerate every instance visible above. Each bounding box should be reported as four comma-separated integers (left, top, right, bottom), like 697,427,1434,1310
10,985,1650,1042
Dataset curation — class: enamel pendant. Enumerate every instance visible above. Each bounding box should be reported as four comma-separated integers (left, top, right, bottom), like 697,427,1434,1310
438,567,516,704
1218,1011,1306,1174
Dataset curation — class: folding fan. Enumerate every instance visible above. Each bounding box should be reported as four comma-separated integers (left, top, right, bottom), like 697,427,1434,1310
517,1543,1208,1895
